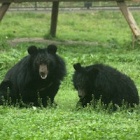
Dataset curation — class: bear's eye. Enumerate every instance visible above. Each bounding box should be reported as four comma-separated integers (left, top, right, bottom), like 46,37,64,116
38,57,47,64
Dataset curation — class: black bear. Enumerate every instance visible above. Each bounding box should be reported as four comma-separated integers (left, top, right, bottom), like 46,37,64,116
0,44,66,107
73,63,139,110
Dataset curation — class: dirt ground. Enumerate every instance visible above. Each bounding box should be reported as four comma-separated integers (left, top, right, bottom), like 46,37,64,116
7,37,100,47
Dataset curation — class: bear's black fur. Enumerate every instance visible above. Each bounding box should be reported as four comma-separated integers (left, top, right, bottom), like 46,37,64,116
0,80,12,104
0,44,66,107
73,63,139,110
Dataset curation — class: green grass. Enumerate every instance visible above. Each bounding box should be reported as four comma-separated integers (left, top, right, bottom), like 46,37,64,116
0,11,140,140
0,11,140,45
0,106,140,140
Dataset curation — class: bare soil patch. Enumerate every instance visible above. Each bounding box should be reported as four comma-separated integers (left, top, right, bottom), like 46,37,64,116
8,37,101,47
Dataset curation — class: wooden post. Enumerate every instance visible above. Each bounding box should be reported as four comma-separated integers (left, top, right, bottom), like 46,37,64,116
50,1,59,37
0,3,11,21
117,1,140,39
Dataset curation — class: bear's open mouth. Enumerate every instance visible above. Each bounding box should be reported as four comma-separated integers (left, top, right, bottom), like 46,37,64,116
40,72,47,79
39,64,48,79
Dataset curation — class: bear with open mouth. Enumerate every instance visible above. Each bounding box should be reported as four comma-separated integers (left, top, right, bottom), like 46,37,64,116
0,44,66,107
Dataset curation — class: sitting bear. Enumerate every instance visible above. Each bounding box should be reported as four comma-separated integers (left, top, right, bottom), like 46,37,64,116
0,44,66,107
73,63,139,110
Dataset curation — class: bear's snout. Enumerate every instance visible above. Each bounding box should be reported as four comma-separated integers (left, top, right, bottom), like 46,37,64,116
39,64,48,79
78,89,86,99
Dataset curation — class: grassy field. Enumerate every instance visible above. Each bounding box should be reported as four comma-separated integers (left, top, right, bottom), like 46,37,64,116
0,10,140,139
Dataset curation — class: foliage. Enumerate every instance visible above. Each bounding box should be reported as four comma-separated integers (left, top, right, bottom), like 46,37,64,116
0,11,140,140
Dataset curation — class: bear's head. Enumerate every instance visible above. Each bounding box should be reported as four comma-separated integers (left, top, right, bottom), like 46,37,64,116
28,44,57,80
73,63,98,99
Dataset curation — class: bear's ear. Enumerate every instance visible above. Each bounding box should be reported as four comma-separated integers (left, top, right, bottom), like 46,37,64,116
28,46,38,55
47,44,57,54
73,63,82,71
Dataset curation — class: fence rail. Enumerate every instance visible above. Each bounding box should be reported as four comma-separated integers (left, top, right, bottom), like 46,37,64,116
4,1,139,11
